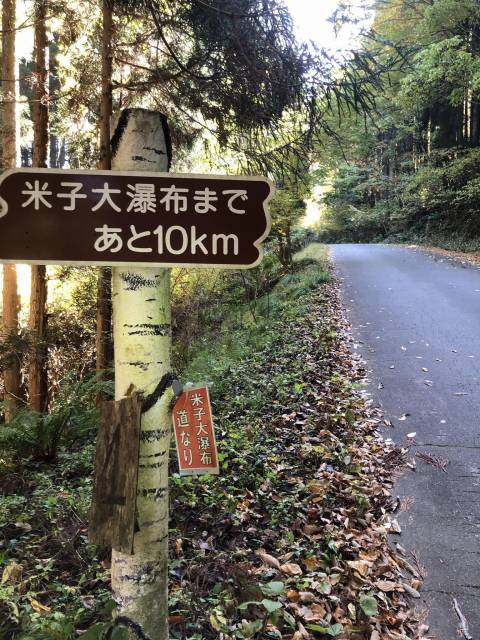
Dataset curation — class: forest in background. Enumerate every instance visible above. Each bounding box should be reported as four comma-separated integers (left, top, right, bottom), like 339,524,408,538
0,0,390,420
0,1,460,638
319,0,480,250
0,0,329,420
0,2,388,638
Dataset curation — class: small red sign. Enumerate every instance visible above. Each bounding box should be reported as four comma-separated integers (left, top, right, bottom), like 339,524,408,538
172,386,219,476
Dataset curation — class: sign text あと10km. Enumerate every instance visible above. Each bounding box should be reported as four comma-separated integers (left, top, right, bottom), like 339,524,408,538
0,169,273,268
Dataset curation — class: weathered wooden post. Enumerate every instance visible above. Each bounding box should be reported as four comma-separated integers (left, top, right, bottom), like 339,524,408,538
109,108,172,640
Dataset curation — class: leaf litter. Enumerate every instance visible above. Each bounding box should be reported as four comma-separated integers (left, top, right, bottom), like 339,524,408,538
169,280,423,639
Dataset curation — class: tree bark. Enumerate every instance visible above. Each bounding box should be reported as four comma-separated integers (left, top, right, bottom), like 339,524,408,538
29,265,48,412
1,0,21,421
110,108,172,640
32,0,48,167
471,98,479,147
1,0,16,170
96,0,114,381
99,0,113,171
2,265,21,420
470,24,480,147
49,36,63,168
29,0,49,413
95,267,112,376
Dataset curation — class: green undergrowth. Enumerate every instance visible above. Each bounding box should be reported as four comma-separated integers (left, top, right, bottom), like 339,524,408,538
1,243,415,640
389,233,480,254
183,244,330,386
0,246,330,640
166,244,416,640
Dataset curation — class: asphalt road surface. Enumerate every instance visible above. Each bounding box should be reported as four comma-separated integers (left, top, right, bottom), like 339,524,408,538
332,244,480,639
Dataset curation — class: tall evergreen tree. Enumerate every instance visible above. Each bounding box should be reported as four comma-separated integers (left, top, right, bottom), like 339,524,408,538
1,0,21,422
29,0,49,413
95,0,114,384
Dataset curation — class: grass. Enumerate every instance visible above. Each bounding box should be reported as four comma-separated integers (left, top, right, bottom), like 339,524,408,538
0,243,337,640
183,244,330,386
292,242,329,263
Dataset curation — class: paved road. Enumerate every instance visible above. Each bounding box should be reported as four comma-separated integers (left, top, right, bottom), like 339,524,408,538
332,244,480,640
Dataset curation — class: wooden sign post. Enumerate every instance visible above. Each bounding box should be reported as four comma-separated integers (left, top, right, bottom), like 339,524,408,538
0,107,273,640
109,109,174,640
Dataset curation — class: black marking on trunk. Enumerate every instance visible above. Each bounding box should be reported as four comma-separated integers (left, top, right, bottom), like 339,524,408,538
139,461,164,469
114,616,152,640
140,517,167,529
124,323,171,337
139,450,166,458
122,361,149,370
143,146,166,156
160,113,172,170
118,563,165,586
142,372,175,413
140,428,170,442
145,298,155,302
131,155,155,163
120,272,158,291
110,110,131,158
138,487,167,500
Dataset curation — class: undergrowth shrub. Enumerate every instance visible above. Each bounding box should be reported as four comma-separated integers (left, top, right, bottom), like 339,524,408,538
0,375,112,462
319,148,480,248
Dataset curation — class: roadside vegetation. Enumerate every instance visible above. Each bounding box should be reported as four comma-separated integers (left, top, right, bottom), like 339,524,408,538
316,0,480,253
0,242,422,639
1,0,456,637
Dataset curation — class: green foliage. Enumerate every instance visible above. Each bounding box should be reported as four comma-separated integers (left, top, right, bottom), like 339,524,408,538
0,375,112,461
182,254,330,390
320,147,480,244
172,229,316,371
269,186,308,265
0,439,111,640
400,37,480,110
315,0,480,248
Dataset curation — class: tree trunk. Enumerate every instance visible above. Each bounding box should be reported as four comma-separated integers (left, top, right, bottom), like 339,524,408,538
2,265,21,419
32,0,48,167
471,98,479,147
29,266,48,412
95,267,112,376
29,0,49,413
110,108,172,640
99,0,113,171
1,0,21,421
470,24,480,147
96,0,114,380
49,35,63,168
1,0,16,169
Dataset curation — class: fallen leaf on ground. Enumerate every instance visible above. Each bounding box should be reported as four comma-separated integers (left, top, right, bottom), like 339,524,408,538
347,560,371,577
376,580,398,592
281,562,303,576
30,599,51,614
1,561,23,585
255,550,281,570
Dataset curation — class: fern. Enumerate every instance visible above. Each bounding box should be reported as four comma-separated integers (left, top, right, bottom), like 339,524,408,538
0,374,113,462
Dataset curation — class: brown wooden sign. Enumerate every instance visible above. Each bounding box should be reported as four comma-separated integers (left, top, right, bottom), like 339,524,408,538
0,168,273,268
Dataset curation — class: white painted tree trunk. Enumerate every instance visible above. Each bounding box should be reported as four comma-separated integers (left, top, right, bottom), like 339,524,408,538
110,109,172,640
